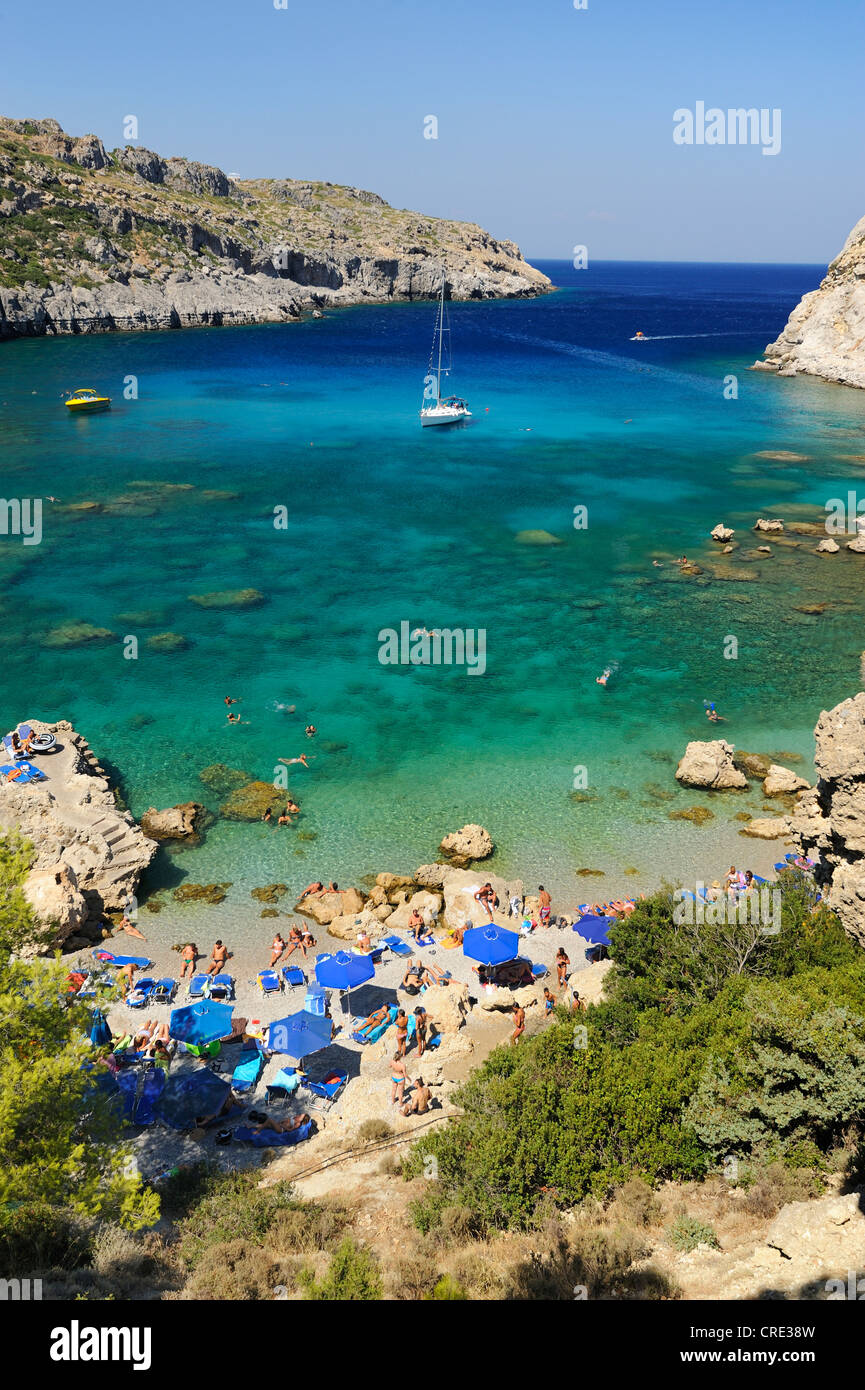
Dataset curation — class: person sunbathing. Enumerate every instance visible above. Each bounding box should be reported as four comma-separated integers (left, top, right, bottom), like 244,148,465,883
355,1004,391,1038
195,1093,244,1127
443,925,464,947
474,883,497,922
283,925,304,957
298,881,324,900
355,929,372,953
402,960,425,995
250,1110,311,1135
424,961,451,986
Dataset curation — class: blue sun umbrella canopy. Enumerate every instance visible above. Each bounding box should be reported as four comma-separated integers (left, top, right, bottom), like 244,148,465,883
314,950,375,992
159,1067,231,1130
169,999,234,1046
267,1010,332,1060
573,914,615,945
89,1008,112,1048
462,923,520,966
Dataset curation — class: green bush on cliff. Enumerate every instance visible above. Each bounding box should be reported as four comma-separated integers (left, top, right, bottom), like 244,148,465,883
409,890,865,1228
0,833,158,1233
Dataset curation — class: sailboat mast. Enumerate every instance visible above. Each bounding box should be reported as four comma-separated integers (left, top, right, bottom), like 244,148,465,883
436,273,445,400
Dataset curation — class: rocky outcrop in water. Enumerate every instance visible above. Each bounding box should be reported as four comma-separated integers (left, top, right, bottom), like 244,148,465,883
0,720,156,948
0,116,550,339
790,692,865,944
675,740,748,790
755,214,865,389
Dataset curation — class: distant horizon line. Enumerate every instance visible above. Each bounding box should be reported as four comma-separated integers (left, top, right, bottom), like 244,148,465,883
523,255,827,268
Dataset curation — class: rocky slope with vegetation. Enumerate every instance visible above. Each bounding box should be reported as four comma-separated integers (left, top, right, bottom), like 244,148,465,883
0,117,550,339
755,213,865,388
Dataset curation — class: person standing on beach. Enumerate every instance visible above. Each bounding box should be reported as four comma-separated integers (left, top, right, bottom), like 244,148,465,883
395,1008,409,1057
543,986,556,1015
538,885,552,927
556,947,570,989
413,1006,428,1057
511,1002,526,1045
179,943,197,979
391,1053,408,1107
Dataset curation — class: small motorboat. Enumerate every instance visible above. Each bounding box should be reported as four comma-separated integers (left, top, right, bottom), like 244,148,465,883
65,388,111,413
630,331,647,341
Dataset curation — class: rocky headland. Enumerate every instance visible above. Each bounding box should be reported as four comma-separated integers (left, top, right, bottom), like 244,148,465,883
755,212,865,388
0,720,156,951
0,117,551,339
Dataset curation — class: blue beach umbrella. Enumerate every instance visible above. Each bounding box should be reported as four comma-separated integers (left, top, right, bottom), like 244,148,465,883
572,914,615,945
315,951,375,992
169,999,234,1046
89,1008,112,1048
462,923,520,967
266,1010,332,1060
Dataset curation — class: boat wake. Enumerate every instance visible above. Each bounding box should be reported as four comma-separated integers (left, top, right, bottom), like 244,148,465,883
630,331,748,341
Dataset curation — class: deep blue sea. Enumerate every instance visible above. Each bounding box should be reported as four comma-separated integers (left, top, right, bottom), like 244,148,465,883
3,259,865,939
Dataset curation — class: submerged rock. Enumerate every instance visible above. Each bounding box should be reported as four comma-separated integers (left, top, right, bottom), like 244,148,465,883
220,780,278,820
145,631,190,653
198,763,253,794
738,818,789,839
172,881,232,904
668,806,715,825
188,588,265,609
251,883,288,903
514,529,564,546
41,621,117,648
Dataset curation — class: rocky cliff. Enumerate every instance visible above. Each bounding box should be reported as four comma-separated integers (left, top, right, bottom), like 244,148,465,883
0,117,550,339
755,214,865,388
0,720,156,950
791,691,865,943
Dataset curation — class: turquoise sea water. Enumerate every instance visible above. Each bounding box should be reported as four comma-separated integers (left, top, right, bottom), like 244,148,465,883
2,260,865,933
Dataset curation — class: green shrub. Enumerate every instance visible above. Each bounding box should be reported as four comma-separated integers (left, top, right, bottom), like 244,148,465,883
667,1215,720,1252
428,1273,468,1299
299,1238,382,1300
175,1173,299,1268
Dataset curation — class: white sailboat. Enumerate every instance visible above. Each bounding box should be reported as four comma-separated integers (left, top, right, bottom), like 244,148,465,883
420,272,472,427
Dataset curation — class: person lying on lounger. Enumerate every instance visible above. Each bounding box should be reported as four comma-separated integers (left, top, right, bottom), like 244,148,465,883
249,1110,311,1135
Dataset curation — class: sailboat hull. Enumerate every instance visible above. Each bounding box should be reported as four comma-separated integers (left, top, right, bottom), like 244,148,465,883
420,406,472,427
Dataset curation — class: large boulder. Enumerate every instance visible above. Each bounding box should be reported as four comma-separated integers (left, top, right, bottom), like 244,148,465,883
422,981,470,1033
439,823,494,866
219,780,278,821
675,740,748,790
710,523,734,542
790,691,865,944
762,765,810,797
413,862,448,890
140,801,205,841
384,890,442,931
440,867,523,930
22,864,88,951
324,906,382,942
296,886,366,925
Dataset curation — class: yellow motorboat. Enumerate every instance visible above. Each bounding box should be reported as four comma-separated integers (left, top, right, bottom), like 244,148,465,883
64,388,111,413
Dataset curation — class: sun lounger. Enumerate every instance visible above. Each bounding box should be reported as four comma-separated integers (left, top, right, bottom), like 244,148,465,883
233,1119,314,1147
265,1066,301,1104
231,1044,264,1093
150,978,176,1005
381,935,413,957
125,976,156,1008
187,973,209,998
302,1070,348,1111
256,969,281,994
208,974,234,1001
92,949,152,970
531,963,548,978
304,986,328,1016
281,965,305,990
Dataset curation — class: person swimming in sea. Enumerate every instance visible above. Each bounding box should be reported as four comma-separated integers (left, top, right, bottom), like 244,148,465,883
596,667,613,687
704,700,725,723
279,754,310,767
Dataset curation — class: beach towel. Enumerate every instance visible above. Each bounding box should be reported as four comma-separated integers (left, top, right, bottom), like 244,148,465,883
92,949,152,969
352,1005,398,1045
231,1045,264,1093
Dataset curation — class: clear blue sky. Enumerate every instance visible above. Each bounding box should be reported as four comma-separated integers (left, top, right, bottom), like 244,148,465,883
3,0,862,263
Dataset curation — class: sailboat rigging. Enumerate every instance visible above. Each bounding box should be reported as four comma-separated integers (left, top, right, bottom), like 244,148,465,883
419,272,472,427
